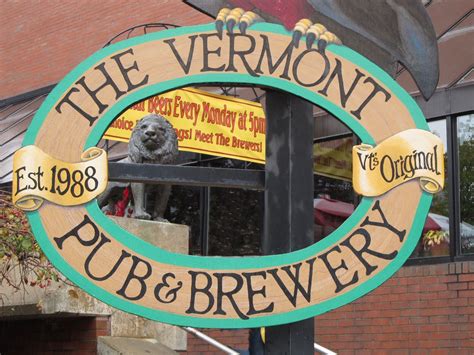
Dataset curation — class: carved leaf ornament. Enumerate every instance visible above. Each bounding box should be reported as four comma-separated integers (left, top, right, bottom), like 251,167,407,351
13,23,443,328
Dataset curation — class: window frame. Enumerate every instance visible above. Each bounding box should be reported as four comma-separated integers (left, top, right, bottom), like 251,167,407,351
405,111,474,265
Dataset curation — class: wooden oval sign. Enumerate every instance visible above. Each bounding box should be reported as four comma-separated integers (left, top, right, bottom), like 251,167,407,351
22,23,432,328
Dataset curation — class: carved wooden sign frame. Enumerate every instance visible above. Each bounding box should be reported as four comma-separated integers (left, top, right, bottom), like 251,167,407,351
20,23,433,328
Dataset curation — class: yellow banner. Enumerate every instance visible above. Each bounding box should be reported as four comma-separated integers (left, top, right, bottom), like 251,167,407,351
104,88,266,164
353,129,444,196
12,146,108,211
314,137,352,181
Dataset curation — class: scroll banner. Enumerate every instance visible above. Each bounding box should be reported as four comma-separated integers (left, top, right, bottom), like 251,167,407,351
103,88,266,164
353,129,444,196
12,146,108,211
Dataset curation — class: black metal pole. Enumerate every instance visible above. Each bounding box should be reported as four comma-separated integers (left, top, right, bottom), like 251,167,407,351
263,91,315,354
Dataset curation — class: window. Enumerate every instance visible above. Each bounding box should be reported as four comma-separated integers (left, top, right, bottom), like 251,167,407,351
205,156,264,257
310,113,474,263
167,185,202,255
313,135,356,242
209,186,263,256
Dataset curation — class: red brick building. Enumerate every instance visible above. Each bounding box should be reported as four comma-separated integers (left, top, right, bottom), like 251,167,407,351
1,1,473,354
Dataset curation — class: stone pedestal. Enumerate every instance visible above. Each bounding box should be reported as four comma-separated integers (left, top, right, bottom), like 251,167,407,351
110,216,189,254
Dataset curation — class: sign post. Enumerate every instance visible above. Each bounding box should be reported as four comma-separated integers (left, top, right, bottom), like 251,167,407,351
264,91,315,352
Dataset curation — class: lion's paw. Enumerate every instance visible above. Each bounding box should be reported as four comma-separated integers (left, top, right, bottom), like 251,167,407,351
292,19,341,52
216,7,262,35
135,212,152,220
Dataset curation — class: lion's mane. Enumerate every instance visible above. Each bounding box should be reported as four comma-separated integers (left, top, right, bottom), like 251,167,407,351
128,114,178,164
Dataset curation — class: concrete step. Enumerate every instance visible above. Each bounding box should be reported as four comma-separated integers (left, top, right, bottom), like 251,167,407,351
98,336,179,355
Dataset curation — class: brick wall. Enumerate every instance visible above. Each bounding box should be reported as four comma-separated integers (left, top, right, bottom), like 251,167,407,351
0,0,209,99
182,261,474,354
316,261,474,354
0,316,110,354
183,329,249,354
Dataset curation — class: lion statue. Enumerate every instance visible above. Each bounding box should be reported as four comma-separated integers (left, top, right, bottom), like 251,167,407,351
99,113,178,221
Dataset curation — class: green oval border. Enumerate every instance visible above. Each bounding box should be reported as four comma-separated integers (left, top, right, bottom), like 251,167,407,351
24,23,432,328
